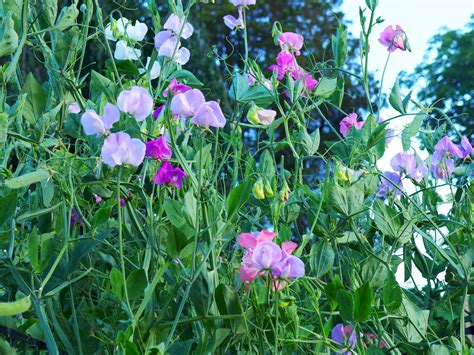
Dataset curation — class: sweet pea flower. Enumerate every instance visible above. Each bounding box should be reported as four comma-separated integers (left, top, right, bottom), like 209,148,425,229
93,194,102,203
81,103,120,136
330,324,357,355
117,86,153,121
170,89,206,117
153,104,165,120
154,161,186,189
164,14,194,39
68,102,81,114
252,242,282,270
163,78,192,97
101,132,146,168
290,68,318,91
431,136,464,179
139,57,161,80
379,25,410,52
125,20,148,41
230,0,256,6
145,136,172,160
238,230,276,250
191,101,226,128
391,152,428,182
114,40,141,60
376,171,404,198
154,14,193,65
460,136,473,158
71,207,83,226
247,105,276,125
223,8,244,30
278,32,304,56
269,50,298,79
105,17,128,41
339,113,364,138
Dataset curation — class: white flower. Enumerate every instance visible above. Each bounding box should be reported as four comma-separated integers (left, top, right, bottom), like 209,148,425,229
126,20,148,41
105,17,129,41
139,57,161,80
114,40,141,61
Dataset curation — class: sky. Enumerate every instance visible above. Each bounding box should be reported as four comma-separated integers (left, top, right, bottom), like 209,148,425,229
341,0,473,287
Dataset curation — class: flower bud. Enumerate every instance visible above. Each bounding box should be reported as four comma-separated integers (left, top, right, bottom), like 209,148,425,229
264,180,274,197
279,180,290,202
253,178,265,200
247,105,277,126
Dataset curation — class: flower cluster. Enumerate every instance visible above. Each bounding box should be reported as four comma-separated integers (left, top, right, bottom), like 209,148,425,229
237,230,304,289
155,14,193,65
269,32,318,92
431,136,472,179
331,323,385,354
339,113,364,138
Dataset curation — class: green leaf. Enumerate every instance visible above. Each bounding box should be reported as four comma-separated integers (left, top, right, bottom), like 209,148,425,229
0,13,18,57
55,3,79,29
401,114,424,151
309,240,335,278
227,180,252,221
336,290,354,322
331,24,347,68
184,190,197,228
382,272,402,312
240,85,274,107
228,74,250,102
27,228,40,272
126,269,147,300
110,268,123,300
0,112,8,150
361,256,389,289
324,275,344,309
314,77,337,98
168,69,204,87
373,199,400,237
108,59,139,75
354,283,373,322
0,295,31,316
5,169,51,189
0,192,17,226
389,79,405,114
42,0,58,26
300,127,320,156
215,284,245,334
393,296,429,343
90,70,117,102
92,205,113,226
22,73,47,125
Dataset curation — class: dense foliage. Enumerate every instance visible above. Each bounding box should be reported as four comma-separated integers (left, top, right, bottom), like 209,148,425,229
0,0,472,354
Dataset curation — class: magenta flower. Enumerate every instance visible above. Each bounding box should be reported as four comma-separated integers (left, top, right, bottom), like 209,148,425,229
230,0,256,6
71,207,83,226
170,89,206,117
145,136,172,160
117,86,153,121
191,101,226,128
376,171,404,198
290,68,318,91
223,8,244,30
120,197,125,207
238,230,275,250
269,50,298,79
81,103,120,136
379,25,409,52
460,136,473,158
330,324,357,355
154,161,186,189
163,78,192,97
93,194,102,203
278,32,304,56
153,104,165,120
339,113,364,138
101,132,146,168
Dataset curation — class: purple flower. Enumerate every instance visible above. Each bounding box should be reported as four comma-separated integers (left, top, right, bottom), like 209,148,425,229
94,194,102,203
101,132,146,168
278,32,304,56
339,113,364,138
71,207,83,226
163,78,192,97
145,136,172,160
81,103,120,136
431,136,464,179
68,102,81,114
391,152,416,175
376,171,404,198
191,101,226,128
117,86,153,121
223,8,244,30
154,161,186,189
120,197,125,207
460,136,473,158
379,25,409,52
272,253,305,279
170,89,206,117
330,324,357,355
434,136,463,158
154,14,193,65
230,0,256,6
290,68,318,91
153,104,165,120
252,242,282,270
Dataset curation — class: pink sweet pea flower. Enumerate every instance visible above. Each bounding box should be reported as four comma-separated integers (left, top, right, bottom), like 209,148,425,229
238,230,275,250
154,161,186,189
230,0,256,6
117,86,153,121
81,103,120,136
223,8,244,30
252,242,282,270
93,194,102,203
391,152,427,182
460,136,472,158
379,25,409,52
145,136,172,160
163,78,192,97
339,113,364,137
191,101,226,128
68,102,81,114
278,32,304,56
101,132,146,168
272,254,305,279
290,68,318,91
170,89,206,117
269,50,298,79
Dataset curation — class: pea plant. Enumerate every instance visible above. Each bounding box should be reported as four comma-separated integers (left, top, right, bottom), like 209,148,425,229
0,0,472,353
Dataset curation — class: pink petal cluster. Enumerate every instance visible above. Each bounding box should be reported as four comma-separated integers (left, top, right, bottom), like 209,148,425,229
170,89,226,128
154,14,193,65
145,136,172,160
339,113,364,137
431,136,472,179
238,230,304,288
163,78,192,97
101,132,146,168
117,86,153,121
378,25,409,52
154,161,186,189
81,103,120,136
278,32,304,56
